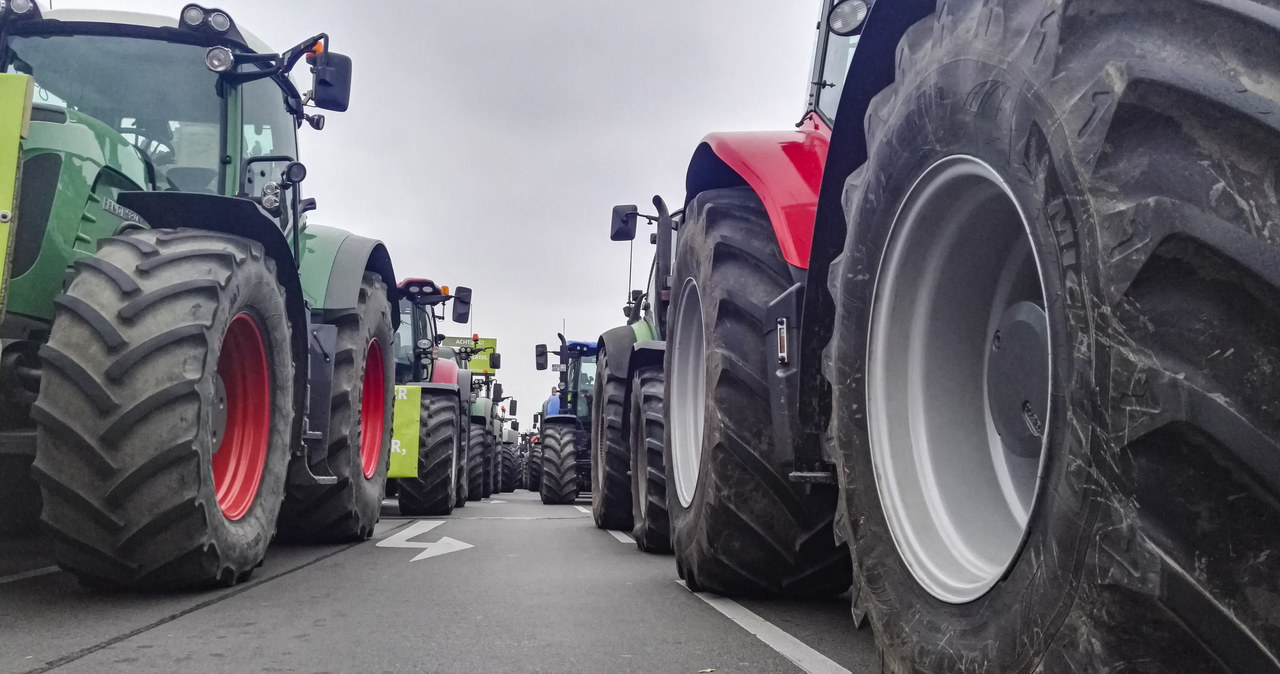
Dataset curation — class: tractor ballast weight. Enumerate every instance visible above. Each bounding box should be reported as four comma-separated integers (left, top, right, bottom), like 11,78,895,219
0,4,399,587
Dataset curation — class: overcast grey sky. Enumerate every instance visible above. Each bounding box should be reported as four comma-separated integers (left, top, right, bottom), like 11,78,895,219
54,0,821,424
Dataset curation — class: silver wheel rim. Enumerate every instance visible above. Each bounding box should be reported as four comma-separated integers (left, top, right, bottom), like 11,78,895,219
866,155,1050,604
670,278,706,508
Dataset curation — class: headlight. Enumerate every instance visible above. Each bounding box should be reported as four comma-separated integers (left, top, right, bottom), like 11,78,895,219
205,46,235,73
11,0,34,14
828,0,869,36
207,11,231,32
182,5,205,26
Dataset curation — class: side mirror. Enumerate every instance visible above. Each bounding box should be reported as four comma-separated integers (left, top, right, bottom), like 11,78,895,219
434,333,446,345
451,286,472,323
611,205,639,241
535,344,548,371
828,0,869,36
510,420,520,431
310,51,353,112
493,383,504,402
534,412,542,427
490,353,502,370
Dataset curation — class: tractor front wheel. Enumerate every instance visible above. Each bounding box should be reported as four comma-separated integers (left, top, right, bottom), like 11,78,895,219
33,229,293,589
396,390,459,516
539,423,578,505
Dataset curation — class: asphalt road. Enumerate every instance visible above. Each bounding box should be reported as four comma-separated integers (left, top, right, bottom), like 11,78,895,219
0,490,880,674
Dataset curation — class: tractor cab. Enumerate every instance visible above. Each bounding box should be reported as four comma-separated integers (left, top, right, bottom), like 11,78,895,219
393,279,471,384
534,336,598,426
0,2,354,327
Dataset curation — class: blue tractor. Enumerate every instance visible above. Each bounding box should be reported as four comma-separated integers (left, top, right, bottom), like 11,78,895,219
534,336,597,504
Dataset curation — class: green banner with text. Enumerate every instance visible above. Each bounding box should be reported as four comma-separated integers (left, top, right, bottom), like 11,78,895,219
388,385,421,478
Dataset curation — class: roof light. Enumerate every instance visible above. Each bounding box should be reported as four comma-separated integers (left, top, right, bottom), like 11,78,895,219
205,46,235,73
10,0,33,14
828,0,869,36
408,285,421,294
207,10,231,32
441,285,450,296
181,5,205,26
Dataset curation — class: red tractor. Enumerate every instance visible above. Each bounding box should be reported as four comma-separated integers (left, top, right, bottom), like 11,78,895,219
653,0,1280,670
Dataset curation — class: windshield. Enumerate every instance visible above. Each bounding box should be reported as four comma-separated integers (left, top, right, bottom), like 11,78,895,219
4,34,225,192
818,33,858,121
394,300,414,373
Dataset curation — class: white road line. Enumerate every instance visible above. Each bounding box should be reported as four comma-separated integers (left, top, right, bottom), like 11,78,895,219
607,530,632,544
678,580,851,674
574,505,590,514
0,566,60,586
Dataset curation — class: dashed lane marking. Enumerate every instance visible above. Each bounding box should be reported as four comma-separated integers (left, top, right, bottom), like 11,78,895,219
574,505,590,514
0,566,60,586
678,580,851,674
607,530,632,544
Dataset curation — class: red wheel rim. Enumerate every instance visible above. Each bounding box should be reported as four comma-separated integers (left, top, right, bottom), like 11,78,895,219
212,313,271,521
359,339,386,479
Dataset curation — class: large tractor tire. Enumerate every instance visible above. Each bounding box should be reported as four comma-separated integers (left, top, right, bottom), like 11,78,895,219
500,445,517,493
32,230,292,588
526,443,542,492
481,432,495,499
277,272,392,542
823,2,1280,670
665,187,849,597
629,366,670,554
539,424,579,505
453,436,469,509
465,423,486,502
396,390,459,516
516,453,528,491
590,344,632,530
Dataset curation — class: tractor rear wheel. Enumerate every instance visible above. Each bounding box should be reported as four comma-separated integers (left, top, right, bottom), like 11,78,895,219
466,423,485,502
33,229,292,588
539,424,578,505
590,344,632,530
825,2,1280,669
665,187,849,597
278,272,393,542
629,366,670,554
396,390,459,516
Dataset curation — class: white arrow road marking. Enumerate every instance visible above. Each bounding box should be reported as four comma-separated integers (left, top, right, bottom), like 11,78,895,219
376,520,474,562
607,530,632,544
574,505,590,514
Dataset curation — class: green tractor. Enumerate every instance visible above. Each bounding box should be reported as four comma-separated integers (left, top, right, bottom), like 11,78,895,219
440,335,504,502
0,3,399,588
586,198,676,552
386,279,473,516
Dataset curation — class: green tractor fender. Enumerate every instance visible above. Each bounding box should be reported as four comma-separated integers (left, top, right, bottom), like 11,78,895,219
298,224,397,327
